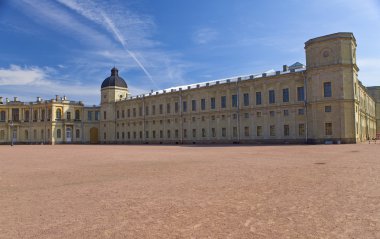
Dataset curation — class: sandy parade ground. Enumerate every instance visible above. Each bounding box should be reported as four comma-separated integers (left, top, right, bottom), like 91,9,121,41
0,143,379,238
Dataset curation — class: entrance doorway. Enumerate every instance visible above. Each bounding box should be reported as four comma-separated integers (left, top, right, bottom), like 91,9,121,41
90,127,99,144
66,128,72,143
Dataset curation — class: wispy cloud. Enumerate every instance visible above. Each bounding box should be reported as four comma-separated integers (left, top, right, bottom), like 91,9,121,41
11,0,189,93
0,65,98,102
193,27,218,45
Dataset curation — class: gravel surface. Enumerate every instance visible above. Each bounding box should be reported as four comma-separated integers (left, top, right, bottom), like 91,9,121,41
0,144,379,238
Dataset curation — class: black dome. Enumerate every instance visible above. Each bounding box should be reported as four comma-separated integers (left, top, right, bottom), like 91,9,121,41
101,67,128,89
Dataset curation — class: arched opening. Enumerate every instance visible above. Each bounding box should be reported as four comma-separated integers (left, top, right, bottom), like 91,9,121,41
56,109,62,120
75,110,80,120
90,127,99,144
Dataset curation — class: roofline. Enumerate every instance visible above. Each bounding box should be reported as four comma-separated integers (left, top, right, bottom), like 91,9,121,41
305,32,356,49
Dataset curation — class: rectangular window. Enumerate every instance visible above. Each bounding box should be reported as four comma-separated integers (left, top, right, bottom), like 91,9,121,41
166,103,171,114
298,108,305,115
284,125,289,136
183,129,187,138
183,101,187,112
122,110,125,118
139,131,143,139
283,109,289,116
152,105,156,115
232,94,238,107
299,124,305,136
145,131,149,139
282,88,289,102
221,96,226,108
87,111,92,121
256,111,262,117
243,93,249,106
210,97,216,109
103,111,106,120
269,111,275,117
160,130,163,138
0,130,5,140
133,108,136,117
192,100,196,111
297,86,305,101
159,104,163,114
201,99,206,111
244,113,249,119
256,92,262,105
325,123,332,136
145,106,149,116
167,130,171,138
233,127,237,137
175,102,179,113
202,128,206,137
244,126,249,137
222,128,226,137
269,90,275,104
325,105,332,112
95,111,100,121
139,107,142,116
324,82,332,97
257,126,262,136
270,125,275,136
175,129,179,138
192,129,196,138
212,128,216,137
12,108,20,121
153,131,156,139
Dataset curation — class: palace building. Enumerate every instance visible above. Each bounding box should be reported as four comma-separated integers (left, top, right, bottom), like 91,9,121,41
0,32,378,144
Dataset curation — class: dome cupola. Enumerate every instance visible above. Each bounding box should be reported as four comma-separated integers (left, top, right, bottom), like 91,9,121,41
101,67,128,89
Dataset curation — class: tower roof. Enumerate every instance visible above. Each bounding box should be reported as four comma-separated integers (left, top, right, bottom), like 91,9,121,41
101,67,128,89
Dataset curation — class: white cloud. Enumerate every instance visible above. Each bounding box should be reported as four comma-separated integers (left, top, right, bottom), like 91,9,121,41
0,65,99,102
193,28,218,45
0,65,50,85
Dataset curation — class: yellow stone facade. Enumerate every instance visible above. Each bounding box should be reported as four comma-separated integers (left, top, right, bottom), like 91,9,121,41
0,32,377,144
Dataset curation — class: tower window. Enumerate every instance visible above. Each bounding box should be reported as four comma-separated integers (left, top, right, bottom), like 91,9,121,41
324,82,332,97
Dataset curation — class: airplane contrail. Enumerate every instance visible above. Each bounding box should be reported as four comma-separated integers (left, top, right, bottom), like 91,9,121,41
100,12,157,88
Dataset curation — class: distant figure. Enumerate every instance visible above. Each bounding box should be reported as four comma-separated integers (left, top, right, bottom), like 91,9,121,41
367,135,370,144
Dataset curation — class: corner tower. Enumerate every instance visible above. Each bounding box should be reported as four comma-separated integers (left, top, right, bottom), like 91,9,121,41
100,67,129,143
101,67,129,103
304,32,358,143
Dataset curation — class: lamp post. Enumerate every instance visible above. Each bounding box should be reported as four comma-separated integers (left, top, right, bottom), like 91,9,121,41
10,120,14,146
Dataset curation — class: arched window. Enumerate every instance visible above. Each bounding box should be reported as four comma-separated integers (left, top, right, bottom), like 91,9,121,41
0,111,5,122
76,129,80,138
56,109,62,119
57,129,61,138
75,110,80,120
25,130,29,140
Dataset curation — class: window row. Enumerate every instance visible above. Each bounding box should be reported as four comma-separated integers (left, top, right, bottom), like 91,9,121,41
110,124,309,140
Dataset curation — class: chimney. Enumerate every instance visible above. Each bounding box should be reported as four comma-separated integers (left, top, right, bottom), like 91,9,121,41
56,95,59,101
63,95,67,101
14,97,18,102
37,96,41,102
283,65,289,72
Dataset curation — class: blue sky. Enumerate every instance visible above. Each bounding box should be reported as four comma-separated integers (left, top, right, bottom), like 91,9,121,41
1,0,379,105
